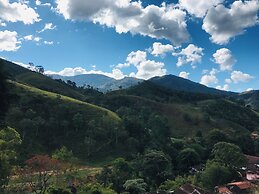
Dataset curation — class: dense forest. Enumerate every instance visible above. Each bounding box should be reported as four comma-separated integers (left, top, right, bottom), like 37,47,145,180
1,60,259,193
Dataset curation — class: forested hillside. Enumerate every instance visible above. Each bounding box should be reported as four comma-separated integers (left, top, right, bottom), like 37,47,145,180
1,60,259,193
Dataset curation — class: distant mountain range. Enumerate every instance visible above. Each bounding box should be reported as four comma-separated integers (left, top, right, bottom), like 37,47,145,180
49,74,143,92
49,73,235,96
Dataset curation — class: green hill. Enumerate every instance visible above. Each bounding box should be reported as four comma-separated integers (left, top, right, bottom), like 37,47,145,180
5,80,123,161
1,58,87,101
99,81,259,138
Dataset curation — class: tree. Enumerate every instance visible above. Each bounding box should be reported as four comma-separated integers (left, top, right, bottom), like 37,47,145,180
0,126,21,191
98,158,133,193
141,150,172,187
159,176,193,192
123,179,147,194
52,146,78,163
177,148,201,171
206,129,228,148
211,142,246,168
198,161,233,190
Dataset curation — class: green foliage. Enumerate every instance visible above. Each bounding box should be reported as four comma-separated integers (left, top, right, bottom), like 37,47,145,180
79,183,116,194
197,161,233,190
97,158,133,193
123,179,147,194
159,176,193,191
177,148,201,171
205,129,229,148
202,99,259,131
0,126,21,191
0,156,10,191
141,150,172,187
48,187,72,194
211,142,246,168
52,146,78,163
5,81,123,161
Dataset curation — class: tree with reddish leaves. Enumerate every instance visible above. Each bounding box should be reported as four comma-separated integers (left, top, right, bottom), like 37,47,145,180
19,155,63,194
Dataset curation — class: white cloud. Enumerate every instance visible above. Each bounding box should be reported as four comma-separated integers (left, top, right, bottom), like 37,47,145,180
23,35,41,42
38,23,56,33
173,44,204,67
45,67,125,80
230,71,254,83
0,30,21,51
35,0,51,7
203,0,259,44
0,0,40,24
213,48,236,71
126,50,147,66
130,60,166,80
200,68,218,86
0,21,6,26
117,49,166,80
55,0,189,45
216,84,229,91
179,71,189,79
179,0,223,18
151,42,174,57
43,40,54,45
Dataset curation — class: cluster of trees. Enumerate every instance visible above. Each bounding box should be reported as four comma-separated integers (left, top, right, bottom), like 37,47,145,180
95,140,246,193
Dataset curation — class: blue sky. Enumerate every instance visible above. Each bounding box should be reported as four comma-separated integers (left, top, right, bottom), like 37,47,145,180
0,0,259,92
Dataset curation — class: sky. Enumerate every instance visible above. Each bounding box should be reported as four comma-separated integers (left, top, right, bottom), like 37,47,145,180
0,0,259,92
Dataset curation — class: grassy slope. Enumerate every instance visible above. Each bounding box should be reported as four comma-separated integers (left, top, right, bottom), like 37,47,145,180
9,80,120,121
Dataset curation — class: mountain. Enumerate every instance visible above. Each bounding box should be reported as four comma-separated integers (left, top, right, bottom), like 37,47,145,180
49,74,143,92
150,75,236,96
234,90,259,110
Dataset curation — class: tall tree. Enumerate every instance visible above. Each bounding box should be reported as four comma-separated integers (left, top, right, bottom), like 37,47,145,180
211,142,246,168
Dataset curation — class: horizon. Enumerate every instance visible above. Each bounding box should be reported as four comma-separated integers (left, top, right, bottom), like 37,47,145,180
0,0,258,92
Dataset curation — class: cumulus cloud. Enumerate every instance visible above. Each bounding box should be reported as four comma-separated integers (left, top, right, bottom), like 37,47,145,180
179,71,190,79
45,67,125,80
117,50,166,79
151,42,174,57
203,0,259,44
230,71,254,83
200,68,218,86
173,44,204,67
126,50,147,66
216,84,229,91
0,30,21,51
55,0,189,45
38,23,56,33
129,60,166,80
213,48,236,71
0,0,40,24
179,0,223,18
